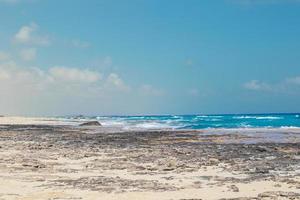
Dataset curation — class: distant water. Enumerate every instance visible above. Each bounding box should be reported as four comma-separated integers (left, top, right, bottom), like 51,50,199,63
64,113,300,130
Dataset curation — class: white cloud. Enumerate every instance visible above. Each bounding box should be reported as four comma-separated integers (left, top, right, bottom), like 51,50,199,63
139,84,164,96
0,60,18,71
106,73,130,91
0,59,133,115
286,76,300,85
244,80,272,91
49,66,101,83
244,76,300,93
71,39,90,48
0,61,130,92
14,23,35,43
19,48,36,61
14,23,50,46
0,69,11,80
0,51,10,61
0,61,41,81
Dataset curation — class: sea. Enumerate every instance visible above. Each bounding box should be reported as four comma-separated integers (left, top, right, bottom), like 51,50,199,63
64,113,300,130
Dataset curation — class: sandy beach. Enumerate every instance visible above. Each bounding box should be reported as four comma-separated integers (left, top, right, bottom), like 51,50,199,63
0,117,299,200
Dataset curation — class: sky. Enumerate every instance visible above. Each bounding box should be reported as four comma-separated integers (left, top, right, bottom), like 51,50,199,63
0,0,300,116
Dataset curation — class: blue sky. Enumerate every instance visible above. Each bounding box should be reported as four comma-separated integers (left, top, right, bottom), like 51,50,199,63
0,0,300,116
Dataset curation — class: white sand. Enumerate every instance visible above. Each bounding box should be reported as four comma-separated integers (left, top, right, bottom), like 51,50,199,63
0,116,76,126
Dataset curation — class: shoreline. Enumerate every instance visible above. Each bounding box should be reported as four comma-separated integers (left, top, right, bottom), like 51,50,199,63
1,115,300,129
1,116,300,145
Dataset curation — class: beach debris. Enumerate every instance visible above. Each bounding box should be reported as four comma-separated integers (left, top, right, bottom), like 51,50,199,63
79,121,102,126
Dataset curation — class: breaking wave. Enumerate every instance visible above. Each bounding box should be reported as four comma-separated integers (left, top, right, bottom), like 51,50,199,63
65,113,300,130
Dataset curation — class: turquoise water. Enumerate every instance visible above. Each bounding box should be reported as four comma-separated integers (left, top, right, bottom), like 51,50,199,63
68,113,300,130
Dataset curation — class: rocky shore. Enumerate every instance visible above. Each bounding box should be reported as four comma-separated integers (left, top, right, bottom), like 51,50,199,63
0,123,299,199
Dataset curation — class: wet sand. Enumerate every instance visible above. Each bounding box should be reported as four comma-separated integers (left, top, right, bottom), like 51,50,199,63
0,118,299,199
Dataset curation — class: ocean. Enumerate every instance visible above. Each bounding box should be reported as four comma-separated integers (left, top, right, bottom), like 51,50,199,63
65,113,300,130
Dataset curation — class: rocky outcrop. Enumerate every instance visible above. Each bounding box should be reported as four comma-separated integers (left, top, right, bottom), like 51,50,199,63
79,121,101,126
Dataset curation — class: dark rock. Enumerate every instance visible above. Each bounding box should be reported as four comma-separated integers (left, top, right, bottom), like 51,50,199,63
79,121,102,126
229,185,239,192
254,167,269,174
22,163,45,168
162,167,175,171
34,164,46,168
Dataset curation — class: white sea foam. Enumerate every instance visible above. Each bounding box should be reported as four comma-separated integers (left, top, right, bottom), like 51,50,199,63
196,115,223,118
127,122,178,130
204,118,222,122
100,120,127,127
172,115,181,119
233,116,282,120
279,126,300,129
2,115,299,131
256,116,282,120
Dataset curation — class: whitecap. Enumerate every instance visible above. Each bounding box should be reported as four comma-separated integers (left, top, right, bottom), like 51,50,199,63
131,122,178,130
233,116,282,120
280,126,300,129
